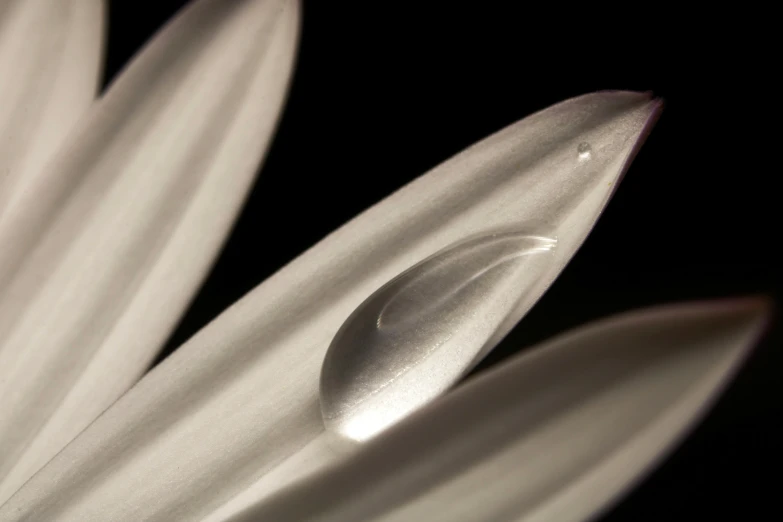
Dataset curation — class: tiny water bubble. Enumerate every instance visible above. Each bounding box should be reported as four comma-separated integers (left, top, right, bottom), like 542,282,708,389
577,142,592,160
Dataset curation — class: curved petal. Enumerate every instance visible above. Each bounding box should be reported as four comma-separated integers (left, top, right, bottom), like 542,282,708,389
0,91,659,521
0,0,300,503
232,298,771,522
0,0,104,268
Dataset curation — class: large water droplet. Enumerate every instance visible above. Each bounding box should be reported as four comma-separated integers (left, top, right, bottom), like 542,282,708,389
320,231,556,441
577,142,592,160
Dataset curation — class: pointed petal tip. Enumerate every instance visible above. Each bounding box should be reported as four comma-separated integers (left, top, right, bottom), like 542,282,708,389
616,295,773,351
707,294,775,345
622,89,664,134
641,92,665,134
591,88,661,102
717,293,774,313
692,294,773,330
587,88,664,122
588,89,663,194
564,89,664,165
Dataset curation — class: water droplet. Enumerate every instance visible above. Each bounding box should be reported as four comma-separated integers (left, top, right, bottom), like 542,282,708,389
320,231,556,441
577,142,592,160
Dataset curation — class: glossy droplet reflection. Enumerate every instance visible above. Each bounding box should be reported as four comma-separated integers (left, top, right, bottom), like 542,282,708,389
320,231,557,441
577,142,592,160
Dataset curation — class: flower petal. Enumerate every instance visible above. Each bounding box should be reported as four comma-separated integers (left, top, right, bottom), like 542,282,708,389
233,298,771,522
0,0,300,502
0,0,104,277
0,91,658,521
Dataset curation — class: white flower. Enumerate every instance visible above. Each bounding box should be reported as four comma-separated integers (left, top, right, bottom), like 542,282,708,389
0,1,770,521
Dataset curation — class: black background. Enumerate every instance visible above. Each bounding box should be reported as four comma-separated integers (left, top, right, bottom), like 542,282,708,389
106,2,778,520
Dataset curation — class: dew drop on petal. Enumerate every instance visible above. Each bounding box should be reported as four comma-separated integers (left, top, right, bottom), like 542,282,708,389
320,231,557,441
577,142,592,160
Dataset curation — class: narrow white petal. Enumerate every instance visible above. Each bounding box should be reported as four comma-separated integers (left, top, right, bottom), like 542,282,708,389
234,298,771,522
0,91,658,521
0,0,104,270
0,0,299,502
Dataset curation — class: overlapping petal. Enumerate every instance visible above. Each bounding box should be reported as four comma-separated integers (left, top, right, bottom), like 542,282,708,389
237,298,769,522
0,0,300,502
0,91,659,521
